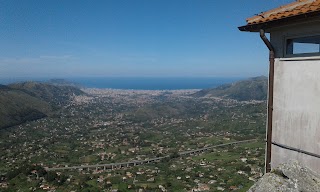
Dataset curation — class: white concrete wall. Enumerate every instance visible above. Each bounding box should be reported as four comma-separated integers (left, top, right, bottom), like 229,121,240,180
271,57,320,172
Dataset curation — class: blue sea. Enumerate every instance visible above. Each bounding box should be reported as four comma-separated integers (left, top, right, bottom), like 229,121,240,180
0,77,244,90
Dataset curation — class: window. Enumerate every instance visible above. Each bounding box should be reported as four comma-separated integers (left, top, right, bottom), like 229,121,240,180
286,35,320,56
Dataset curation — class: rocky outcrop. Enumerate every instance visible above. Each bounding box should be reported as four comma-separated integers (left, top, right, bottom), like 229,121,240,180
248,160,320,192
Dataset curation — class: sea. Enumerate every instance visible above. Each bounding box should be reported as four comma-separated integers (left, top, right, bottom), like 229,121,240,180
0,77,244,90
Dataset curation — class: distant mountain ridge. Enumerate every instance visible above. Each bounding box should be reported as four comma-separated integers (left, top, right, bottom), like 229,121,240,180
0,87,50,129
0,84,10,90
46,79,83,88
193,76,268,101
8,81,84,106
0,82,85,129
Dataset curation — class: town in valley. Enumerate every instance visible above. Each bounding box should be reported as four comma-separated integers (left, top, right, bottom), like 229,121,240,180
0,77,267,191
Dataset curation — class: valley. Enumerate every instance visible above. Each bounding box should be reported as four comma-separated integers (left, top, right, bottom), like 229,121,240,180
0,79,267,191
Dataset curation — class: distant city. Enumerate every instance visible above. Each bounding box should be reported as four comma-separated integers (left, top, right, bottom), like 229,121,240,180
0,77,268,191
0,77,245,90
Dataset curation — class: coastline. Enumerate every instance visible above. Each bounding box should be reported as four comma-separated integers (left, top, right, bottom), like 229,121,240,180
0,76,243,90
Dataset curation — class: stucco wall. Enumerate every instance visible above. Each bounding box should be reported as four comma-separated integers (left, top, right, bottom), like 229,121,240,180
271,57,320,172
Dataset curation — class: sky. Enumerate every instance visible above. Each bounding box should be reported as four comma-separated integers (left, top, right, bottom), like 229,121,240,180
0,0,294,78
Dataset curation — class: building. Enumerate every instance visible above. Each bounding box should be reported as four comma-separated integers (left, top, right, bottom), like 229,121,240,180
239,0,320,173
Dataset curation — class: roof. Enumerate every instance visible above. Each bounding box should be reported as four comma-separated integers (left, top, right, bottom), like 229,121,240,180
239,0,320,32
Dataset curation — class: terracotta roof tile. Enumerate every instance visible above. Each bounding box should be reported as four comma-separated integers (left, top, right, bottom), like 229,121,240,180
246,0,320,25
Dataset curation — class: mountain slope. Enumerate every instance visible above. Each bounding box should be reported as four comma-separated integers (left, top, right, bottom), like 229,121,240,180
0,82,85,129
0,87,51,129
0,84,10,90
46,79,82,88
8,82,84,106
194,76,268,101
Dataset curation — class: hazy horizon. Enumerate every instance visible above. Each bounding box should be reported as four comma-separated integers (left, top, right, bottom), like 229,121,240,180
0,0,293,78
0,76,249,90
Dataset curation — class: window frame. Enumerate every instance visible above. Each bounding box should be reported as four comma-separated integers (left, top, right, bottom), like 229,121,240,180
284,33,320,58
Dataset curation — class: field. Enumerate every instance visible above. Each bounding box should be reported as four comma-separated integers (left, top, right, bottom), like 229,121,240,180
0,88,267,191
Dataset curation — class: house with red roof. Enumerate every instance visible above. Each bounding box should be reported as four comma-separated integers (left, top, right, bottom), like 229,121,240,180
239,0,320,173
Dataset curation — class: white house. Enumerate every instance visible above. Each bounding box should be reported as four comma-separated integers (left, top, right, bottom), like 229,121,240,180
239,0,320,173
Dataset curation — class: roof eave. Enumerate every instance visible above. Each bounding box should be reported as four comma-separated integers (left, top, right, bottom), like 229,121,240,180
238,11,320,32
238,24,265,32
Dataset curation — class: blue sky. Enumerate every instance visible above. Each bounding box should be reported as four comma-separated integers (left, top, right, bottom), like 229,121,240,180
0,0,294,78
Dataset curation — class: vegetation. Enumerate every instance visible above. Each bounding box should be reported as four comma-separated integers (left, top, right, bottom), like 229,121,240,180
193,76,268,101
0,82,84,129
0,77,267,191
0,87,50,129
8,81,84,105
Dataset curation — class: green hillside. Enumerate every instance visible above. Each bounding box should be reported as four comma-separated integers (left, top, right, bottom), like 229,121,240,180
194,76,268,101
0,82,85,129
8,82,84,106
0,88,51,129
